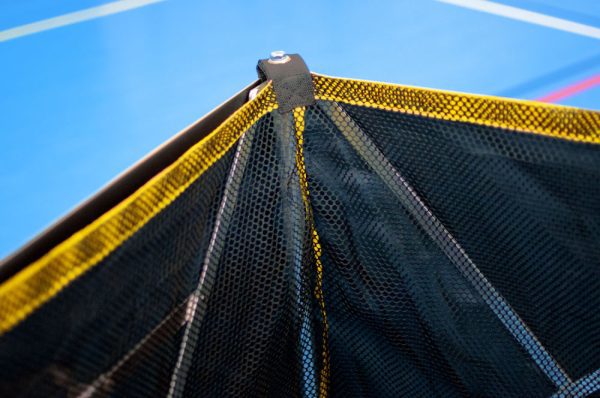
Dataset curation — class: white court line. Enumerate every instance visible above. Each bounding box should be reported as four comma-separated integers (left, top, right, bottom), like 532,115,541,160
0,0,165,42
437,0,600,40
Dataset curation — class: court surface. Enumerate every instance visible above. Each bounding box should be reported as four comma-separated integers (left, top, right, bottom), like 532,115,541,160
1,0,599,258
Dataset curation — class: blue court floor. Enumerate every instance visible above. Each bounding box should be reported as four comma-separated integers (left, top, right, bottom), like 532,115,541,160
1,0,599,257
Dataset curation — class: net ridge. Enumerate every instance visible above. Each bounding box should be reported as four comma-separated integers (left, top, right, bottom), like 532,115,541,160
0,75,599,397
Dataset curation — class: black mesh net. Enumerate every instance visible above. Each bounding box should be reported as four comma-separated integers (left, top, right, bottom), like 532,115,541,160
0,77,599,397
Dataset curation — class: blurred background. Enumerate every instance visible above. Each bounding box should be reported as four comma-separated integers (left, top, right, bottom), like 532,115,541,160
1,0,599,258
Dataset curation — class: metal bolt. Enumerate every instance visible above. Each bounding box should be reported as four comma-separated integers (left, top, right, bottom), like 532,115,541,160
268,50,291,64
248,87,259,100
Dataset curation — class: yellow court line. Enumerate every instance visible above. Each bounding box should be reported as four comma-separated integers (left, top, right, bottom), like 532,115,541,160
313,73,600,144
0,85,277,335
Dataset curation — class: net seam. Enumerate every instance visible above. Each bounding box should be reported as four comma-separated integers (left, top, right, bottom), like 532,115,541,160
167,125,255,398
322,101,572,388
75,299,188,397
551,369,600,398
293,106,330,398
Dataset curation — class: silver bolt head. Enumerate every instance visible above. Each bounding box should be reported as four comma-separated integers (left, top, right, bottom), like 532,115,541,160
268,50,291,64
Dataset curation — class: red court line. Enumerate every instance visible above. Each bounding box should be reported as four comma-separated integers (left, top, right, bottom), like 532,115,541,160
536,74,600,103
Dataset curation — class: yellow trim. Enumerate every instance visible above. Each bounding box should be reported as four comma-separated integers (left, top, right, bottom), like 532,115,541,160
3,72,599,336
0,85,277,335
313,73,600,144
293,107,330,398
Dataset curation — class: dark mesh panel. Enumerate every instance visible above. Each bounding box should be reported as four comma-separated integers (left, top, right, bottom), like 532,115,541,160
302,102,557,397
1,78,599,398
0,139,237,397
338,101,600,380
179,113,321,397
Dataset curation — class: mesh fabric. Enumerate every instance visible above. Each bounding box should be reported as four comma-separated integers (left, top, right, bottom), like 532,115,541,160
0,75,599,397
